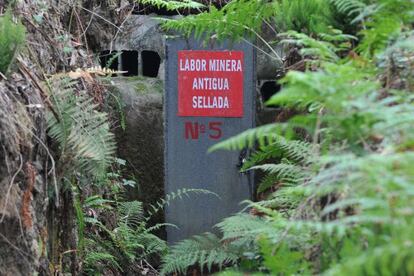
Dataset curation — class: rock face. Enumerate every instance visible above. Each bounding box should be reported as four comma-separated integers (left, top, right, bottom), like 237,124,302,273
0,1,96,274
111,77,165,232
256,24,285,80
100,15,168,80
0,74,49,276
115,15,165,60
256,45,285,80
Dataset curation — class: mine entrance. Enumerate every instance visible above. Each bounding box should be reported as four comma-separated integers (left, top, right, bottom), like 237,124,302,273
260,80,281,104
142,50,161,78
121,50,139,77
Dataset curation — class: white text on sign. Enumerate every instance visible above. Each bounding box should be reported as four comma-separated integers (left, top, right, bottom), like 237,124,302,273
178,51,244,117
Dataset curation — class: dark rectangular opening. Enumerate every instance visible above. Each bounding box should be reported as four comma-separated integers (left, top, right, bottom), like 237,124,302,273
121,50,139,76
132,3,181,15
142,50,161,78
260,81,281,107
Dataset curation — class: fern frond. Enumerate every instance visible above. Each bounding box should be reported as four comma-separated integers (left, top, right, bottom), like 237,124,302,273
250,162,307,186
257,173,281,194
46,77,116,178
136,232,168,257
330,0,366,18
117,200,144,227
216,213,274,243
83,238,123,272
209,124,280,152
356,13,402,56
162,0,276,41
270,186,311,210
161,233,239,275
146,188,219,219
84,251,123,272
241,143,283,171
83,195,114,209
267,63,378,116
274,0,334,34
281,30,356,62
51,66,127,81
139,0,205,11
145,222,177,233
324,241,414,276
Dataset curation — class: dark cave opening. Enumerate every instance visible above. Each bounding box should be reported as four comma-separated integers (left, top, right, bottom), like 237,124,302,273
141,50,161,78
132,3,182,15
121,50,139,77
260,81,281,106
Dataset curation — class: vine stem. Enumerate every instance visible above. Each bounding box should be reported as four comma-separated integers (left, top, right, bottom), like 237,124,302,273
0,154,23,224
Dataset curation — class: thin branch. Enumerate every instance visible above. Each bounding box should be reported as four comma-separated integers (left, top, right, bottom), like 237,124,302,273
4,106,59,207
263,18,279,35
0,232,33,261
0,154,23,223
72,8,92,63
246,26,283,62
110,3,136,52
241,37,281,62
78,5,122,31
17,58,60,122
80,8,96,37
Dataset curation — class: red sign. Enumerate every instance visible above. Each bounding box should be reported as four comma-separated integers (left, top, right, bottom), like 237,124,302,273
178,50,244,117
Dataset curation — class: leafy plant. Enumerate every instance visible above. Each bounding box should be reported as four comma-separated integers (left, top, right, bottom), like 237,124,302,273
161,232,240,275
161,0,414,275
45,76,119,272
162,0,275,41
82,186,216,274
273,0,334,35
82,199,168,274
0,10,25,74
137,0,205,10
46,77,116,180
